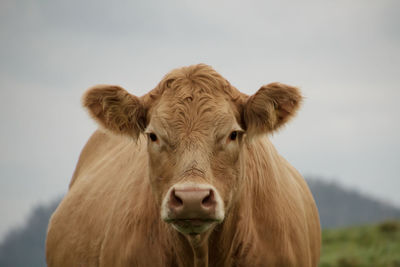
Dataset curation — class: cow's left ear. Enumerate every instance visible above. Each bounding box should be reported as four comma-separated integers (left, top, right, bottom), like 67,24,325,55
82,85,147,139
243,82,302,137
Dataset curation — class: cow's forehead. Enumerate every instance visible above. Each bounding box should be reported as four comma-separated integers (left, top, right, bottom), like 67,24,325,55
145,64,243,139
150,91,238,139
146,64,243,105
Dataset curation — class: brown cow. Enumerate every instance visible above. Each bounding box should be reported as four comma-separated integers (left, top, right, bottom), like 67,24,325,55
46,64,321,267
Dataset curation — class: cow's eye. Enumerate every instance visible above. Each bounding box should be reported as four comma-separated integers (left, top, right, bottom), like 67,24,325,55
229,131,238,141
149,133,158,142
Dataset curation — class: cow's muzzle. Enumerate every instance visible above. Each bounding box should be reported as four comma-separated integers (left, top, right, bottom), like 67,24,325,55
161,183,224,235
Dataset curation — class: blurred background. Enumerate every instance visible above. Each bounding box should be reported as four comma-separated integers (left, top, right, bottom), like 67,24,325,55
0,0,399,266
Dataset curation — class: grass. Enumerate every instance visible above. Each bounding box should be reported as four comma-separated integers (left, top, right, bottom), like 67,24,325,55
320,221,400,267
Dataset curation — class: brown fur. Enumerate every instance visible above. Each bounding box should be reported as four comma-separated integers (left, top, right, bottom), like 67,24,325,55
83,85,146,139
46,64,321,266
244,82,302,137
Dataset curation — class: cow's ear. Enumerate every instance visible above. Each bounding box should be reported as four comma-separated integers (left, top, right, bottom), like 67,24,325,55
243,82,302,137
82,85,146,139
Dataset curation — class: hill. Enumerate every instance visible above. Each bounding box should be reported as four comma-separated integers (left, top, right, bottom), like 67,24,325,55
0,199,60,267
306,178,400,228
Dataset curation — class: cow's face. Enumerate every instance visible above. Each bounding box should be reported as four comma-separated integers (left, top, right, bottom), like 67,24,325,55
83,64,302,236
145,84,245,235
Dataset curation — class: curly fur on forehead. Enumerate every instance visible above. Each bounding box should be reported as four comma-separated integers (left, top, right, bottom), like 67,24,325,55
146,64,244,102
143,64,244,140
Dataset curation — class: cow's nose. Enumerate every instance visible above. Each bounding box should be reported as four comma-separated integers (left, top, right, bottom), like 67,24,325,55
169,187,216,218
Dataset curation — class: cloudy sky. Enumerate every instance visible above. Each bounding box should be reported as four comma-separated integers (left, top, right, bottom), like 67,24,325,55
1,0,399,241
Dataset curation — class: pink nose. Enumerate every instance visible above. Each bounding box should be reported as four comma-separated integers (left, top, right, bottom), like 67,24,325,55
168,187,216,219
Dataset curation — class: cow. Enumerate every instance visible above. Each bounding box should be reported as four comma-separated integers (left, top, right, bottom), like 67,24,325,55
46,64,321,267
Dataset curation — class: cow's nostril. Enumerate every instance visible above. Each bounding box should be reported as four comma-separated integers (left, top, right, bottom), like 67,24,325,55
201,190,215,207
170,189,183,207
168,187,217,217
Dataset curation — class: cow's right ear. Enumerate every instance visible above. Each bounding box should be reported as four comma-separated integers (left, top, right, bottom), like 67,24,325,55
82,85,146,139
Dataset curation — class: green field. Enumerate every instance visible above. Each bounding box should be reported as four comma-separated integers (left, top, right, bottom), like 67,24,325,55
320,221,400,267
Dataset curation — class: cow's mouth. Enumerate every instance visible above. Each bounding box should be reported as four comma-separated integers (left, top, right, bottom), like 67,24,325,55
166,218,219,235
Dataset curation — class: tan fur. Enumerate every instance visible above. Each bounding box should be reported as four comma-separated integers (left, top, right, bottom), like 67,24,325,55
46,64,320,267
244,82,302,137
82,85,146,139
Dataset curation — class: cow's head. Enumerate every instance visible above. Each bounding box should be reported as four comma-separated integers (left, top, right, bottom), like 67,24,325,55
83,64,302,236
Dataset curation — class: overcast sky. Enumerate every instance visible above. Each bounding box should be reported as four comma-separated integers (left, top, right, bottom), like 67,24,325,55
1,0,399,241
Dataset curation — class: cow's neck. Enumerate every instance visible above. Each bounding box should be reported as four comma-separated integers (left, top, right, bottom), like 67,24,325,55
163,199,253,266
178,201,248,267
186,233,211,267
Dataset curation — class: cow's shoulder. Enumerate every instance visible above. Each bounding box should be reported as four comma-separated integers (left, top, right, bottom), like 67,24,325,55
69,130,142,187
240,137,320,266
48,131,150,266
69,130,112,187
